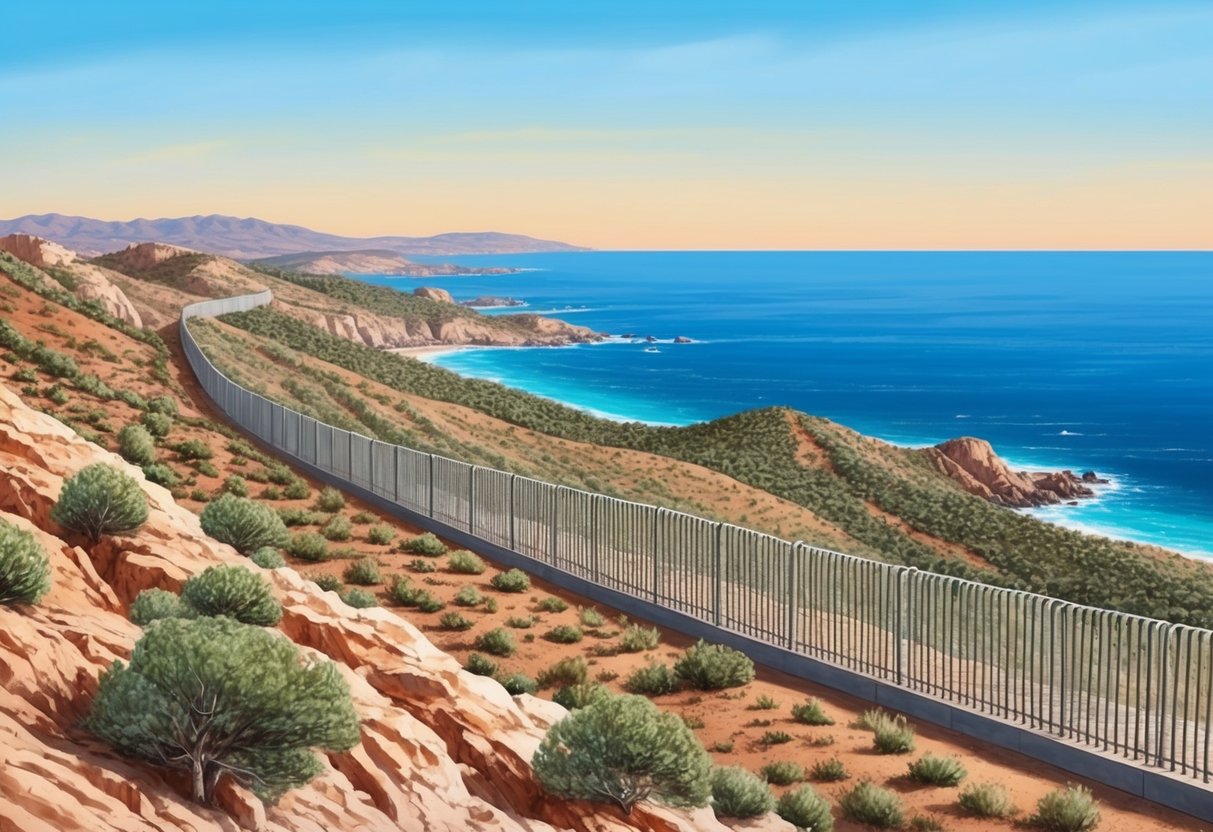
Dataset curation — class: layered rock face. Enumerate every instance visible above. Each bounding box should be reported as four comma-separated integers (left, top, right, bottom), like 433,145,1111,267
0,235,143,327
0,383,731,832
923,437,1096,508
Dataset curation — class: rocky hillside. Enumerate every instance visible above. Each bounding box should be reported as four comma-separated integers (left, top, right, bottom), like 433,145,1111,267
0,385,728,832
0,235,143,327
250,249,516,277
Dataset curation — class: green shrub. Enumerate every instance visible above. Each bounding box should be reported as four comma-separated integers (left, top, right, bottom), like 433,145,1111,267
553,682,610,711
278,507,324,526
341,587,379,609
321,515,352,541
500,672,538,696
761,760,805,786
483,597,498,613
314,486,345,512
465,653,497,676
86,616,359,803
415,591,445,613
711,740,734,753
624,662,680,696
534,694,711,815
791,697,834,726
454,585,483,606
366,524,394,545
545,624,584,644
52,463,148,542
117,424,156,466
400,532,446,555
195,460,219,478
749,694,778,711
439,611,474,631
537,595,568,613
959,782,1016,819
777,785,833,831
839,779,904,829
47,384,70,405
199,494,289,554
343,557,381,585
249,547,286,569
408,557,437,573
0,519,52,606
474,627,516,657
489,568,530,592
810,757,848,782
313,574,343,592
145,395,178,416
674,641,755,691
618,624,661,653
261,486,281,500
283,480,310,500
505,614,535,628
447,549,486,574
36,348,78,378
141,462,178,487
710,766,775,819
12,367,37,382
265,465,294,486
578,606,605,627
537,656,588,689
908,753,966,787
1029,785,1100,832
872,715,915,755
222,474,248,497
182,564,282,626
287,531,329,562
128,588,194,626
189,488,210,502
141,411,172,438
760,730,792,746
387,575,420,606
173,438,213,461
350,511,374,523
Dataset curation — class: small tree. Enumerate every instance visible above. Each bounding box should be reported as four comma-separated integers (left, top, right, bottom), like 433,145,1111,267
117,424,157,466
181,564,282,626
87,616,360,804
200,494,288,554
0,519,52,606
532,693,711,815
51,463,148,542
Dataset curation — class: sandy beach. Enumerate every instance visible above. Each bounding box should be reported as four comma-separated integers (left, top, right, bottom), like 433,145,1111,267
386,344,479,362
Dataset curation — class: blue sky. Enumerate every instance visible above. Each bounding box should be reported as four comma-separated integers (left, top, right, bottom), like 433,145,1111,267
1,1,1209,248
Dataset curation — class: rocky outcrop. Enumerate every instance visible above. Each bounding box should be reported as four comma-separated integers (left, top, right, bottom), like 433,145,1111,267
462,296,525,308
922,437,1097,508
0,235,144,328
252,250,516,277
99,241,196,271
0,233,77,268
0,383,730,832
414,286,456,304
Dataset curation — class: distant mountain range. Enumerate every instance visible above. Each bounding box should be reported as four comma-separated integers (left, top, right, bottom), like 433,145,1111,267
0,213,588,259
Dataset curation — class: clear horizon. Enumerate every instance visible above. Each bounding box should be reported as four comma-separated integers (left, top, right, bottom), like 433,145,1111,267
1,2,1210,250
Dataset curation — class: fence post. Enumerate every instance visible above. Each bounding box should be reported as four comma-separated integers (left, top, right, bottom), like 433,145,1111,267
1158,623,1174,765
712,522,723,627
428,455,435,518
392,446,400,503
652,509,662,604
468,466,476,533
550,487,560,565
788,543,802,651
591,497,600,584
508,474,516,551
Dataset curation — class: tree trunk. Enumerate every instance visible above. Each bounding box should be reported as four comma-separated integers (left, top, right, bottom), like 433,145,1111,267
204,764,223,805
192,758,207,804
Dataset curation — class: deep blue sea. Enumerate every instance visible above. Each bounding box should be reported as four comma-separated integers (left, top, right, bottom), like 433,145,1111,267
353,252,1213,558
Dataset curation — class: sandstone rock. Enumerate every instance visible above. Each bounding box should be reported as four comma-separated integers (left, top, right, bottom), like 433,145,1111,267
922,437,1094,508
0,233,77,268
414,286,456,304
0,235,143,327
102,242,196,271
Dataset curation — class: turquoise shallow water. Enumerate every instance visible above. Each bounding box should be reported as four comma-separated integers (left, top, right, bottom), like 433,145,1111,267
353,251,1213,558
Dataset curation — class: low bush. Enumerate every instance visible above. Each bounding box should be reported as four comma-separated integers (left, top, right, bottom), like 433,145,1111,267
343,557,381,585
872,715,916,755
408,558,437,573
674,641,755,691
321,515,352,541
958,782,1016,819
505,614,535,628
465,653,497,676
278,507,324,526
415,591,444,612
777,785,833,832
490,568,530,592
366,524,394,545
128,588,194,625
195,460,219,478
283,480,310,500
223,475,249,497
475,627,516,657
189,488,210,502
52,463,148,542
810,757,848,782
553,682,610,711
314,486,345,512
199,494,289,554
760,730,792,746
760,760,805,786
545,624,584,644
0,519,52,606
182,564,282,626
908,753,966,787
313,574,343,592
618,624,660,653
117,424,156,466
537,656,588,689
249,547,286,569
439,611,475,631
537,595,568,613
350,511,375,523
265,464,294,485
341,587,378,608
388,575,420,605
710,766,775,819
447,549,486,574
173,438,213,461
749,695,778,711
400,532,446,555
146,395,178,416
141,412,172,439
287,531,330,562
624,662,680,696
141,462,178,487
454,585,483,606
578,607,605,627
1029,785,1100,832
261,486,281,500
500,672,538,696
839,779,904,829
791,697,834,726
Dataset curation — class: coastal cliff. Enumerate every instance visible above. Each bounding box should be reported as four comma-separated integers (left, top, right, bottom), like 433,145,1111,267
251,249,516,277
922,436,1100,508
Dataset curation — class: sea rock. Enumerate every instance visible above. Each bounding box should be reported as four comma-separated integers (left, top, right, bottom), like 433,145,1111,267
0,382,724,832
644,335,658,343
414,286,456,304
674,336,692,344
462,296,524,308
922,437,1095,508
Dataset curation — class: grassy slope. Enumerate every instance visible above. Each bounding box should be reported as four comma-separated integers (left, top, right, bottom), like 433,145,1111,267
211,304,1213,626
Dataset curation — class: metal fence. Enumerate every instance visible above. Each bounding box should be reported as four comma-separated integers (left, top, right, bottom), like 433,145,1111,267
181,291,1213,785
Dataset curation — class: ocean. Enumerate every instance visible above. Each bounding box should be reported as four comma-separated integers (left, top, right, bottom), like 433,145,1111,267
352,251,1213,558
